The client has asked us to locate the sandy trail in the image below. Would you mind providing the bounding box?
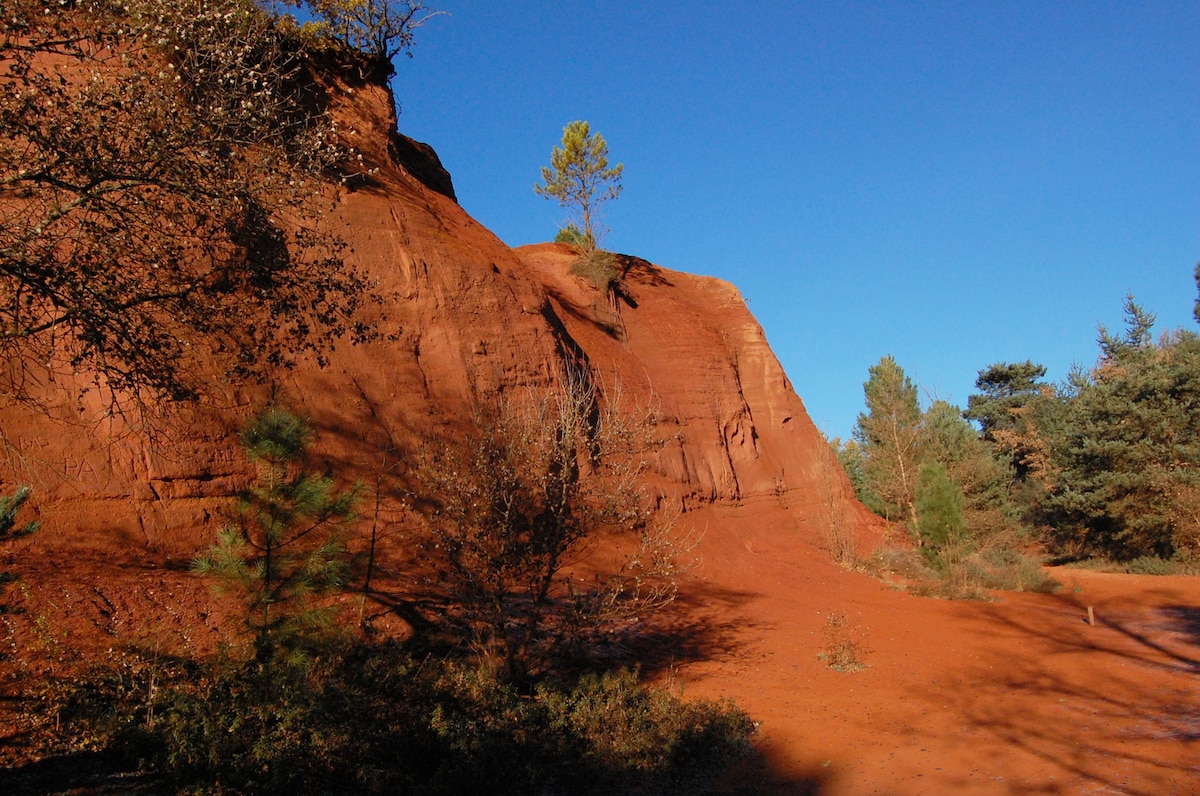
[672,505,1200,795]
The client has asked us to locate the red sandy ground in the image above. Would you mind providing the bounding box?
[3,502,1196,795]
[675,503,1200,795]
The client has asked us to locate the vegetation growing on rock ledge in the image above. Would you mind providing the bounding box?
[536,120,623,250]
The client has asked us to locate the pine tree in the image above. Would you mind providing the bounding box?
[1043,326,1200,560]
[535,121,623,248]
[853,355,923,526]
[195,408,357,666]
[1097,293,1157,362]
[1194,263,1200,325]
[964,361,1048,441]
[923,400,1014,538]
[0,486,38,611]
[0,486,37,542]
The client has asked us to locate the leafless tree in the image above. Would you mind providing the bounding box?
[817,444,858,567]
[413,366,689,680]
[290,0,444,72]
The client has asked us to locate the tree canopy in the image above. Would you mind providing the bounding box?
[852,355,922,526]
[964,360,1048,440]
[295,0,443,74]
[535,121,623,249]
[846,279,1200,567]
[1041,324,1200,559]
[0,0,375,405]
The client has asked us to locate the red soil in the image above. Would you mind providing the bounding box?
[1,72,1196,794]
[676,503,1200,794]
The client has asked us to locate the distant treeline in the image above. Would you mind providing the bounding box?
[839,288,1200,571]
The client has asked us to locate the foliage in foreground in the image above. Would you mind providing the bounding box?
[1,0,381,406]
[0,486,38,612]
[40,642,755,795]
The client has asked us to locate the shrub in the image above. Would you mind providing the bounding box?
[818,442,858,566]
[1059,555,1200,575]
[1125,555,1183,576]
[914,463,968,566]
[973,547,1061,593]
[536,669,756,791]
[36,644,754,795]
[413,366,684,680]
[568,248,621,292]
[555,223,594,251]
[817,611,869,672]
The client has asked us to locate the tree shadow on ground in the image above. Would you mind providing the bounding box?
[1157,604,1200,650]
[706,754,831,795]
[0,750,157,795]
[596,581,764,677]
[916,594,1200,795]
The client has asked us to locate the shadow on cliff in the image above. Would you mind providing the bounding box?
[616,253,674,289]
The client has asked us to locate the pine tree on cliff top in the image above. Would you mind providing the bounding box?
[536,120,624,249]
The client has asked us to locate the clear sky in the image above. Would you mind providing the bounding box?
[389,0,1199,441]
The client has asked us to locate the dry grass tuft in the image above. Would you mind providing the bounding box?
[817,611,869,673]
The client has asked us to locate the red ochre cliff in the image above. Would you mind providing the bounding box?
[0,73,867,565]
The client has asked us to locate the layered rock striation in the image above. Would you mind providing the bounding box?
[0,68,868,565]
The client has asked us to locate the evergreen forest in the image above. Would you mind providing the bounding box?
[839,289,1200,589]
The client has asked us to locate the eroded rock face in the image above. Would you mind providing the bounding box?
[0,78,865,563]
[390,132,456,201]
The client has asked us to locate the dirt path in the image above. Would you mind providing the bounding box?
[674,505,1200,795]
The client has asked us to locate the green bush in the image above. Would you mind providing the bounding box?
[1,485,38,614]
[538,669,755,786]
[555,223,594,251]
[36,643,754,795]
[569,249,621,292]
[1125,555,1183,576]
[1060,555,1200,575]
[973,547,1061,593]
[914,463,968,566]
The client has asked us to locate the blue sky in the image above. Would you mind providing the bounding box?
[389,0,1199,440]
